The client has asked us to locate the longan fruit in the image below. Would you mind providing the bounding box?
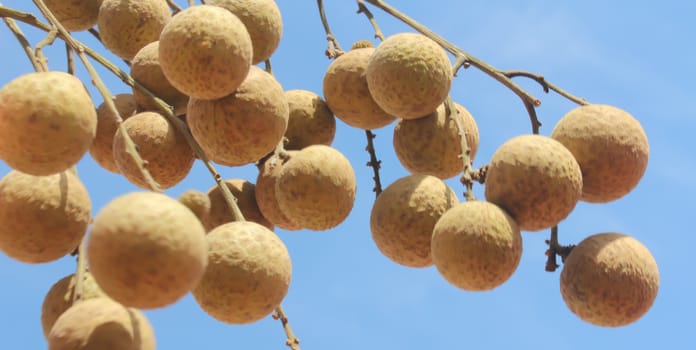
[560,233,659,327]
[44,0,103,32]
[130,41,189,116]
[97,0,171,60]
[178,189,211,224]
[431,201,522,291]
[0,170,91,264]
[484,135,582,232]
[370,175,458,267]
[41,272,103,339]
[367,33,452,119]
[204,179,274,232]
[551,104,649,203]
[255,153,302,231]
[0,71,97,176]
[393,102,479,179]
[284,90,336,150]
[87,192,208,309]
[159,5,252,99]
[192,221,292,325]
[90,93,138,174]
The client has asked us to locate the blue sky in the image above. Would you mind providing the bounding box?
[1,0,694,349]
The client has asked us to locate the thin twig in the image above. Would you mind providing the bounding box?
[65,42,75,74]
[544,225,575,272]
[273,305,301,350]
[264,58,273,74]
[189,0,196,7]
[72,238,87,304]
[364,130,383,197]
[356,0,384,41]
[317,0,344,58]
[504,70,590,106]
[2,16,42,71]
[34,27,57,71]
[166,0,182,14]
[444,96,475,201]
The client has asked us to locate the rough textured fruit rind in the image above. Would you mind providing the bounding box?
[256,154,302,231]
[0,71,97,176]
[130,41,189,116]
[87,192,208,309]
[178,189,211,224]
[44,0,103,32]
[41,272,103,339]
[394,102,479,179]
[159,5,252,100]
[0,170,91,263]
[284,90,336,150]
[366,33,452,119]
[90,93,138,174]
[484,135,582,232]
[98,0,171,60]
[192,221,292,324]
[431,201,522,291]
[551,104,649,203]
[204,179,274,232]
[560,233,659,327]
[275,145,357,231]
[370,175,458,267]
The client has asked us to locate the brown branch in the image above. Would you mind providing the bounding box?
[72,238,87,304]
[364,130,383,197]
[273,305,301,350]
[444,97,476,201]
[65,42,75,74]
[34,27,57,71]
[166,0,182,14]
[356,0,384,41]
[504,70,590,106]
[264,58,273,75]
[317,0,344,58]
[544,225,575,272]
[2,16,42,72]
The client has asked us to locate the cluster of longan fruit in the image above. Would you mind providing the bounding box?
[0,0,660,348]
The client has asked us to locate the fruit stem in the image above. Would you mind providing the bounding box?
[65,42,75,75]
[545,225,576,272]
[444,96,476,201]
[273,305,302,350]
[2,16,42,72]
[165,0,182,14]
[356,0,385,41]
[317,0,344,58]
[264,58,273,74]
[504,70,590,107]
[365,130,383,197]
[73,238,87,304]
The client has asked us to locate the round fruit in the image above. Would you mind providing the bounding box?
[188,66,288,166]
[370,175,458,267]
[551,104,649,203]
[366,33,452,119]
[204,179,274,232]
[0,71,97,176]
[323,47,395,129]
[431,201,522,291]
[192,221,292,324]
[484,135,582,232]
[90,93,138,174]
[87,192,208,309]
[256,153,302,231]
[44,0,102,32]
[97,0,171,60]
[275,145,356,231]
[48,297,156,350]
[159,4,252,99]
[0,170,91,263]
[113,111,195,190]
[206,0,283,64]
[178,189,211,224]
[393,102,479,179]
[41,272,103,339]
[284,89,336,150]
[130,41,189,116]
[560,233,659,327]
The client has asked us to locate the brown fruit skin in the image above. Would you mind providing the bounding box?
[113,111,195,190]
[323,47,396,129]
[130,41,189,116]
[159,5,252,100]
[178,189,211,224]
[44,0,103,32]
[97,0,171,60]
[204,179,274,232]
[255,154,302,231]
[0,171,91,264]
[431,201,522,291]
[551,104,649,203]
[188,66,288,166]
[48,297,156,350]
[0,71,97,176]
[367,33,452,119]
[87,192,208,309]
[276,145,357,231]
[192,221,292,325]
[206,0,283,64]
[560,233,659,327]
[90,93,138,174]
[484,135,582,232]
[284,90,336,150]
[394,102,480,179]
[41,272,103,339]
[370,175,458,268]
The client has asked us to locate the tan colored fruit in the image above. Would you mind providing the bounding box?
[284,89,336,150]
[204,179,274,232]
[97,0,171,60]
[113,111,195,190]
[90,93,138,174]
[159,5,252,99]
[484,135,582,232]
[44,0,103,32]
[188,66,288,166]
[256,153,302,231]
[87,192,208,309]
[393,102,480,179]
[48,297,155,350]
[0,170,90,263]
[560,233,659,327]
[178,189,211,223]
[323,47,395,129]
[0,71,97,176]
[367,33,452,119]
[206,0,283,64]
[41,272,103,339]
[432,201,522,291]
[276,145,356,230]
[370,175,458,268]
[130,41,189,116]
[551,104,649,203]
[192,221,292,324]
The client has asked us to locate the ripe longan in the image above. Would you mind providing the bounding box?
[256,154,302,231]
[90,93,138,174]
[97,0,171,60]
[44,0,102,32]
[178,189,211,224]
[204,179,274,232]
[130,41,189,116]
[284,90,336,150]
[41,272,103,339]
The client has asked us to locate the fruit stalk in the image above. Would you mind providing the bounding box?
[544,226,575,272]
[444,97,476,200]
[72,238,87,304]
[504,70,589,106]
[273,305,301,350]
[356,0,385,41]
[365,130,383,196]
[2,16,42,71]
[317,0,344,58]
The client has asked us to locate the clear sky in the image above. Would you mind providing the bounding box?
[1,0,694,349]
